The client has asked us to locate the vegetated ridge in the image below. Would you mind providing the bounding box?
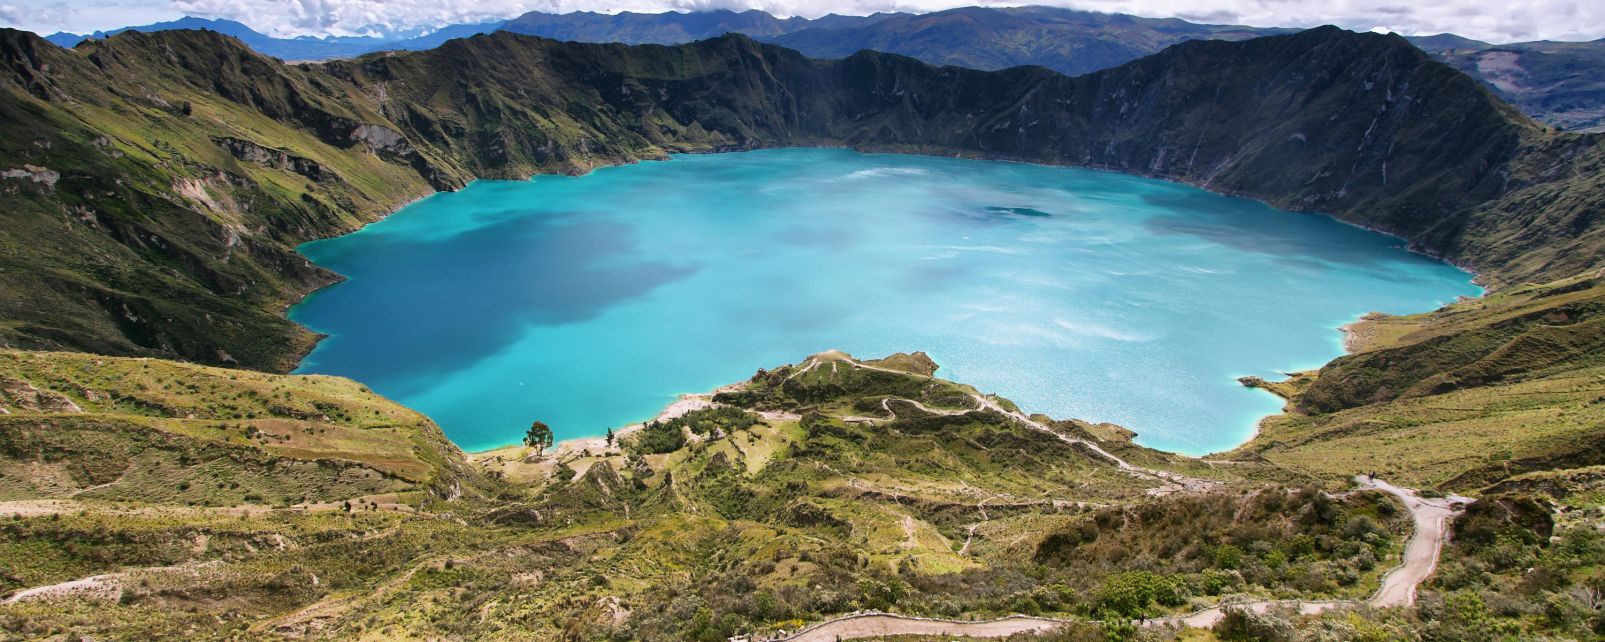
[1,26,1600,371]
[1,348,1598,639]
[1234,273,1605,493]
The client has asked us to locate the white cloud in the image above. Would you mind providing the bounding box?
[1,1,181,34]
[4,0,1602,44]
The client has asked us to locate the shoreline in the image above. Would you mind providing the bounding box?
[276,145,1494,463]
[467,384,741,459]
[466,303,1383,465]
[1225,308,1400,459]
[455,293,1476,462]
[1339,311,1391,353]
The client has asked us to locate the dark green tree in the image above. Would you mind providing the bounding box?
[606,426,615,447]
[524,420,554,456]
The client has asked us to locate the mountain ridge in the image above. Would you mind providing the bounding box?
[762,5,1295,77]
[33,8,1605,130]
[0,26,1600,373]
[1,24,1603,641]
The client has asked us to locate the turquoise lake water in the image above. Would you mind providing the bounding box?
[290,148,1481,455]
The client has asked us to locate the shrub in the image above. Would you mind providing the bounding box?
[669,406,758,438]
[625,420,686,455]
[1214,606,1295,642]
[1201,569,1242,595]
[1283,534,1317,560]
[1213,543,1244,569]
[1096,572,1184,618]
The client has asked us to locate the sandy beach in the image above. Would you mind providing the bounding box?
[1339,311,1390,353]
[466,383,746,480]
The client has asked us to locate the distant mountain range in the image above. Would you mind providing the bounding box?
[37,8,1605,129]
[42,16,503,60]
[1415,38,1605,131]
[763,7,1297,77]
[497,8,893,43]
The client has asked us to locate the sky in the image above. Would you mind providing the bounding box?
[1,0,1601,44]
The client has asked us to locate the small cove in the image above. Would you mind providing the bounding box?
[289,148,1481,455]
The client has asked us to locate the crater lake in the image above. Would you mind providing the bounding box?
[289,148,1481,454]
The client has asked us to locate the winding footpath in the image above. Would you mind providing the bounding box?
[838,355,1218,494]
[768,473,1470,641]
[1,561,225,606]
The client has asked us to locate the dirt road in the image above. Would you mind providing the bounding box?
[770,474,1469,640]
[779,613,1068,642]
[1355,476,1470,608]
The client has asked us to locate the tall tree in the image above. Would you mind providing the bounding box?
[524,420,554,457]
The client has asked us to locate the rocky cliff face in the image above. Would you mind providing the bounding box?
[0,26,1600,370]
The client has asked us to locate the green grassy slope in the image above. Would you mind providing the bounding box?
[0,29,444,371]
[2,26,1602,372]
[0,350,479,505]
[0,350,1434,640]
[1230,274,1605,492]
[0,347,1594,640]
[1205,275,1605,639]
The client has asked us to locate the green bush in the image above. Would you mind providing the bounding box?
[1214,606,1295,642]
[1213,543,1244,569]
[669,406,758,438]
[1096,571,1184,618]
[623,407,760,455]
[625,420,686,455]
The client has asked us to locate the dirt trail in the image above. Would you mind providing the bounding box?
[1,574,121,605]
[1147,599,1349,629]
[770,474,1469,640]
[256,556,439,635]
[0,494,415,519]
[2,560,223,606]
[840,355,1219,495]
[1355,476,1470,608]
[958,497,992,556]
[778,613,1067,642]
